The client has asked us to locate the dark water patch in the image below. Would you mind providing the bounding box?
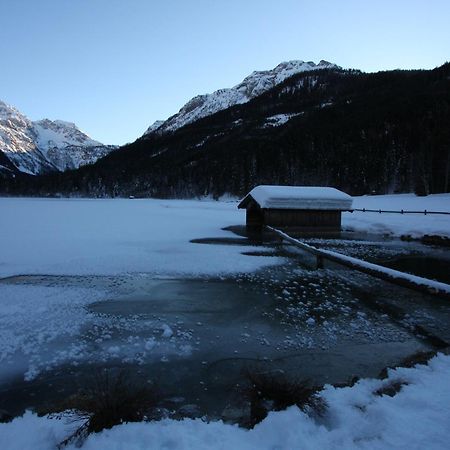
[241,251,277,257]
[399,234,450,248]
[190,237,260,246]
[0,339,430,420]
[381,255,450,285]
[223,225,279,243]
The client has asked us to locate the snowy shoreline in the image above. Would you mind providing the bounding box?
[1,353,449,450]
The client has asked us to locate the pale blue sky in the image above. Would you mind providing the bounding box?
[1,0,449,144]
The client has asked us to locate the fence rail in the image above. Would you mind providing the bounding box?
[268,226,450,300]
[350,208,450,216]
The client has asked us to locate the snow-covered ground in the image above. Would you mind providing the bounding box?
[0,197,282,278]
[1,353,449,450]
[344,193,450,238]
[1,195,449,449]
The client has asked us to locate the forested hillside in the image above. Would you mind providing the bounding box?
[2,63,449,198]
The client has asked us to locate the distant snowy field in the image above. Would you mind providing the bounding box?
[0,197,282,278]
[345,193,450,238]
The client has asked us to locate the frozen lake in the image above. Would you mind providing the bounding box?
[0,198,449,419]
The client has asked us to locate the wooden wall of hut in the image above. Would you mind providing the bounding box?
[262,209,341,230]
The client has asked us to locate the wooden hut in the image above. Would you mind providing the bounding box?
[238,185,352,231]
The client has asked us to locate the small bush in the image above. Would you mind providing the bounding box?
[57,369,159,448]
[378,350,437,379]
[374,380,407,397]
[241,368,325,427]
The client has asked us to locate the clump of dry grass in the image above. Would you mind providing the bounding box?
[241,368,326,427]
[56,369,159,448]
[374,380,408,397]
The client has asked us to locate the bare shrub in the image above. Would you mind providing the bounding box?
[56,368,159,448]
[374,380,407,397]
[241,368,325,427]
[378,350,437,379]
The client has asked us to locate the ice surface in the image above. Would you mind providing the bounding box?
[0,284,106,381]
[240,185,353,210]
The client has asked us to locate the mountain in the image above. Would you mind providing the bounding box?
[144,60,337,136]
[2,62,450,198]
[0,100,116,176]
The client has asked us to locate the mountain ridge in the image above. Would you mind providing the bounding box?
[144,60,338,136]
[0,100,116,175]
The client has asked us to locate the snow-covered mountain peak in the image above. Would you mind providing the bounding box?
[0,100,114,175]
[33,118,101,150]
[0,100,27,124]
[143,59,339,136]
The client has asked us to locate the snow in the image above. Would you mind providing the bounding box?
[1,353,449,450]
[144,119,165,135]
[0,197,283,278]
[0,100,22,120]
[344,194,450,238]
[33,119,100,151]
[0,284,106,381]
[0,101,49,174]
[143,60,337,136]
[262,112,303,128]
[240,185,353,210]
[0,99,113,174]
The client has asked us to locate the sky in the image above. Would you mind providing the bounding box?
[1,0,449,145]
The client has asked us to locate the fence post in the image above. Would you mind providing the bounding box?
[316,255,324,269]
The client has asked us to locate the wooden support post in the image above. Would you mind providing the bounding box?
[316,255,324,269]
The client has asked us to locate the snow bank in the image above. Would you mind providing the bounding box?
[1,353,449,450]
[344,193,450,238]
[0,198,283,277]
[240,185,353,210]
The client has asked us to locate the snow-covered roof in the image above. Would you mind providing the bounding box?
[238,185,353,210]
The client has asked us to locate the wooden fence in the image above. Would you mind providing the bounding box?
[350,208,450,215]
